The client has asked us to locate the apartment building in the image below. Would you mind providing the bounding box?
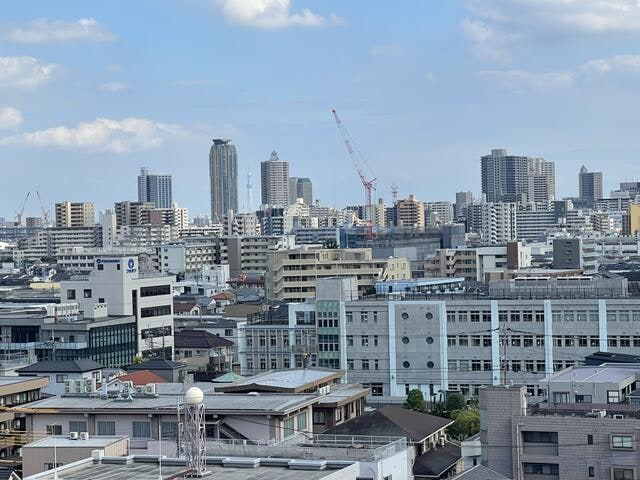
[61,254,174,359]
[480,365,640,480]
[425,201,454,227]
[15,227,101,262]
[396,194,425,228]
[265,248,410,302]
[54,202,96,228]
[552,237,598,275]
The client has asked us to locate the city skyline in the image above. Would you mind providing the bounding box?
[3,1,640,217]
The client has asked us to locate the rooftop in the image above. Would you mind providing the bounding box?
[541,365,640,384]
[450,464,511,480]
[24,436,127,449]
[326,405,453,442]
[18,359,103,373]
[0,376,47,387]
[27,455,357,480]
[23,391,319,415]
[174,329,235,349]
[218,368,342,393]
[112,370,167,385]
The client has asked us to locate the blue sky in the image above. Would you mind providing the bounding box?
[2,0,640,219]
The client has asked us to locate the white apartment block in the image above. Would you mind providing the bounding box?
[61,255,174,359]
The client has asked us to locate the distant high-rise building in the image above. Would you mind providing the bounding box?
[481,149,555,204]
[261,151,289,206]
[209,139,238,222]
[455,191,474,219]
[527,158,555,203]
[578,165,603,208]
[481,149,529,203]
[425,201,454,226]
[55,202,96,227]
[396,194,425,228]
[288,177,313,205]
[137,167,173,208]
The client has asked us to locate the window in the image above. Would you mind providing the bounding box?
[347,359,354,370]
[447,335,456,346]
[140,305,172,318]
[587,434,593,445]
[361,312,369,323]
[98,298,105,304]
[224,329,233,336]
[283,417,295,438]
[459,360,469,372]
[361,336,369,347]
[368,383,383,396]
[611,435,634,450]
[98,421,115,436]
[588,466,595,478]
[362,359,370,370]
[97,264,104,271]
[373,335,379,346]
[297,412,307,431]
[576,394,592,403]
[523,463,559,475]
[347,335,353,347]
[553,392,570,404]
[458,336,469,347]
[83,289,92,298]
[69,421,87,433]
[46,425,62,435]
[140,285,171,297]
[313,411,326,424]
[346,312,353,323]
[55,374,68,383]
[132,421,151,438]
[44,463,63,471]
[67,289,76,300]
[374,359,379,370]
[613,468,634,480]
[402,361,410,368]
[161,422,178,439]
[608,390,621,404]
[401,312,409,320]
[522,431,558,443]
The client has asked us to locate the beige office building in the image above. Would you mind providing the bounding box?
[266,248,410,301]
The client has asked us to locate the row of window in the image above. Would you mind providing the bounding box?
[345,311,379,323]
[346,335,379,347]
[447,334,546,347]
[47,420,178,438]
[347,358,380,371]
[449,383,545,397]
[140,305,172,318]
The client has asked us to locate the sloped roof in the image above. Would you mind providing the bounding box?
[115,370,167,385]
[450,465,511,480]
[413,442,462,477]
[213,291,235,301]
[212,372,246,383]
[173,302,198,313]
[174,329,234,349]
[326,405,452,442]
[18,359,103,373]
[127,358,187,371]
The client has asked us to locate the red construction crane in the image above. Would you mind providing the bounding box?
[14,191,30,226]
[331,109,376,239]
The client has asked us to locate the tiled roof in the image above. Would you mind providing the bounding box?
[114,370,167,385]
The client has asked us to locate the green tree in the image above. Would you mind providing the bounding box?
[404,389,426,412]
[429,401,448,418]
[448,407,480,440]
[445,391,466,414]
[323,239,338,249]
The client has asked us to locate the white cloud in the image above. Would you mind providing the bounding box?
[481,69,575,92]
[100,82,130,93]
[0,56,57,89]
[2,18,115,44]
[461,18,518,64]
[213,0,342,29]
[463,1,640,62]
[1,117,186,153]
[466,0,640,33]
[581,54,640,74]
[0,107,23,129]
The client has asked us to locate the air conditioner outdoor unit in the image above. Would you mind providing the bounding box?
[79,432,89,440]
[145,384,157,395]
[64,387,71,394]
[64,380,73,389]
[69,432,78,440]
[74,380,84,389]
[135,386,145,395]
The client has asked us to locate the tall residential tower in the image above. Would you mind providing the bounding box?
[209,139,238,222]
[260,150,289,206]
[137,167,173,208]
[578,165,603,208]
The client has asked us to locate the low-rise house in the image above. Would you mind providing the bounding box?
[125,358,188,383]
[327,405,460,479]
[173,301,201,316]
[216,368,369,433]
[174,329,234,372]
[17,359,102,396]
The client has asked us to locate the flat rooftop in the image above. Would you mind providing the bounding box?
[0,376,45,387]
[25,436,127,448]
[542,365,640,384]
[28,456,355,480]
[232,368,341,390]
[24,392,319,414]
